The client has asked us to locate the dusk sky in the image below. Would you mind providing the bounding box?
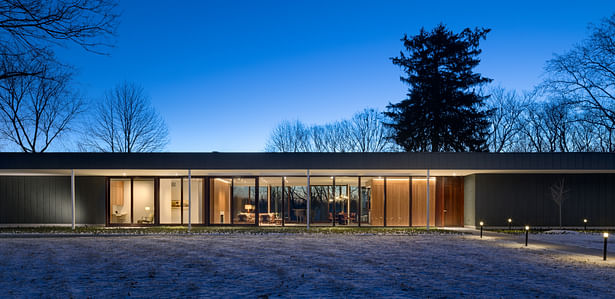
[58,0,614,152]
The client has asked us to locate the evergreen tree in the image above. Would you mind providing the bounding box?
[385,24,492,152]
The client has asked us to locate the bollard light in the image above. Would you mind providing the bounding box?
[604,232,609,261]
[479,221,484,238]
[584,219,588,231]
[508,218,512,230]
[525,225,530,246]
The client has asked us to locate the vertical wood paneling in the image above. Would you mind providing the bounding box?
[385,178,409,226]
[370,179,384,226]
[412,179,435,226]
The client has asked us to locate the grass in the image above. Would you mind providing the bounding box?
[487,228,614,235]
[0,226,460,235]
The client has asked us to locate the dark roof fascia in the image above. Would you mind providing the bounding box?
[0,152,614,171]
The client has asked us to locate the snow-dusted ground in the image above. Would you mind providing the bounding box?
[531,230,615,253]
[1,234,614,297]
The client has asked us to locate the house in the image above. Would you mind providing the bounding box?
[0,152,613,228]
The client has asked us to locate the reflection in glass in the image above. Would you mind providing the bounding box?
[258,177,283,226]
[285,177,307,225]
[309,177,333,225]
[232,178,256,224]
[361,177,383,226]
[110,178,131,224]
[335,177,359,226]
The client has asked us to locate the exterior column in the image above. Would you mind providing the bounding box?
[306,169,311,229]
[426,169,430,230]
[71,169,75,230]
[188,169,192,232]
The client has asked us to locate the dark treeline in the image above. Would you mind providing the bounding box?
[267,14,615,153]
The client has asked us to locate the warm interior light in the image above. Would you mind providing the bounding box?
[604,232,609,238]
[525,225,530,231]
[508,218,512,223]
[145,206,151,211]
[330,176,334,179]
[122,172,126,176]
[479,221,484,226]
[244,204,254,211]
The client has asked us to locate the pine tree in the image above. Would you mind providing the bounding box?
[385,24,492,152]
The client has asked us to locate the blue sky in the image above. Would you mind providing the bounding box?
[58,0,614,152]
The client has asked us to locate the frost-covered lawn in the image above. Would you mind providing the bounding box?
[1,234,614,297]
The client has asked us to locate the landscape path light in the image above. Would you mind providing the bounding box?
[479,221,484,238]
[604,232,609,261]
[584,219,588,231]
[525,225,530,246]
[508,218,512,230]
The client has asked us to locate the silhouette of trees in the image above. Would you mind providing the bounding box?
[385,24,492,152]
[0,58,83,152]
[265,108,399,152]
[81,82,169,152]
[0,0,119,80]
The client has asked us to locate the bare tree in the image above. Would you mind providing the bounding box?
[265,120,312,152]
[348,108,399,152]
[550,178,569,228]
[0,0,119,80]
[82,82,168,152]
[265,108,400,153]
[486,87,528,152]
[0,58,83,152]
[544,14,615,147]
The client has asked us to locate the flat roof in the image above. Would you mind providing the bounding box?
[0,152,613,172]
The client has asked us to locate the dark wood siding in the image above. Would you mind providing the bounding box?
[475,174,615,227]
[0,176,105,225]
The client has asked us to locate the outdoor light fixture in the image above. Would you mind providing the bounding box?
[525,225,530,246]
[479,221,484,238]
[508,218,512,230]
[604,232,609,261]
[584,219,588,231]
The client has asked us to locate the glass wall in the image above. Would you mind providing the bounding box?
[183,178,203,224]
[133,179,155,224]
[334,177,359,226]
[210,178,231,224]
[386,177,410,226]
[285,177,308,225]
[258,177,283,226]
[110,178,131,224]
[309,177,333,226]
[232,178,256,224]
[361,177,383,226]
[159,178,181,224]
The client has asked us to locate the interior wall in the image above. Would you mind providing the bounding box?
[411,178,436,226]
[464,175,476,227]
[369,179,384,226]
[385,178,410,226]
[210,179,231,224]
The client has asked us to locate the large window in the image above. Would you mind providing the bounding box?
[183,178,203,224]
[133,179,155,224]
[232,178,256,224]
[335,177,359,226]
[210,178,231,224]
[361,177,384,226]
[309,177,333,226]
[285,177,308,225]
[258,177,283,226]
[110,178,131,224]
[160,178,181,224]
